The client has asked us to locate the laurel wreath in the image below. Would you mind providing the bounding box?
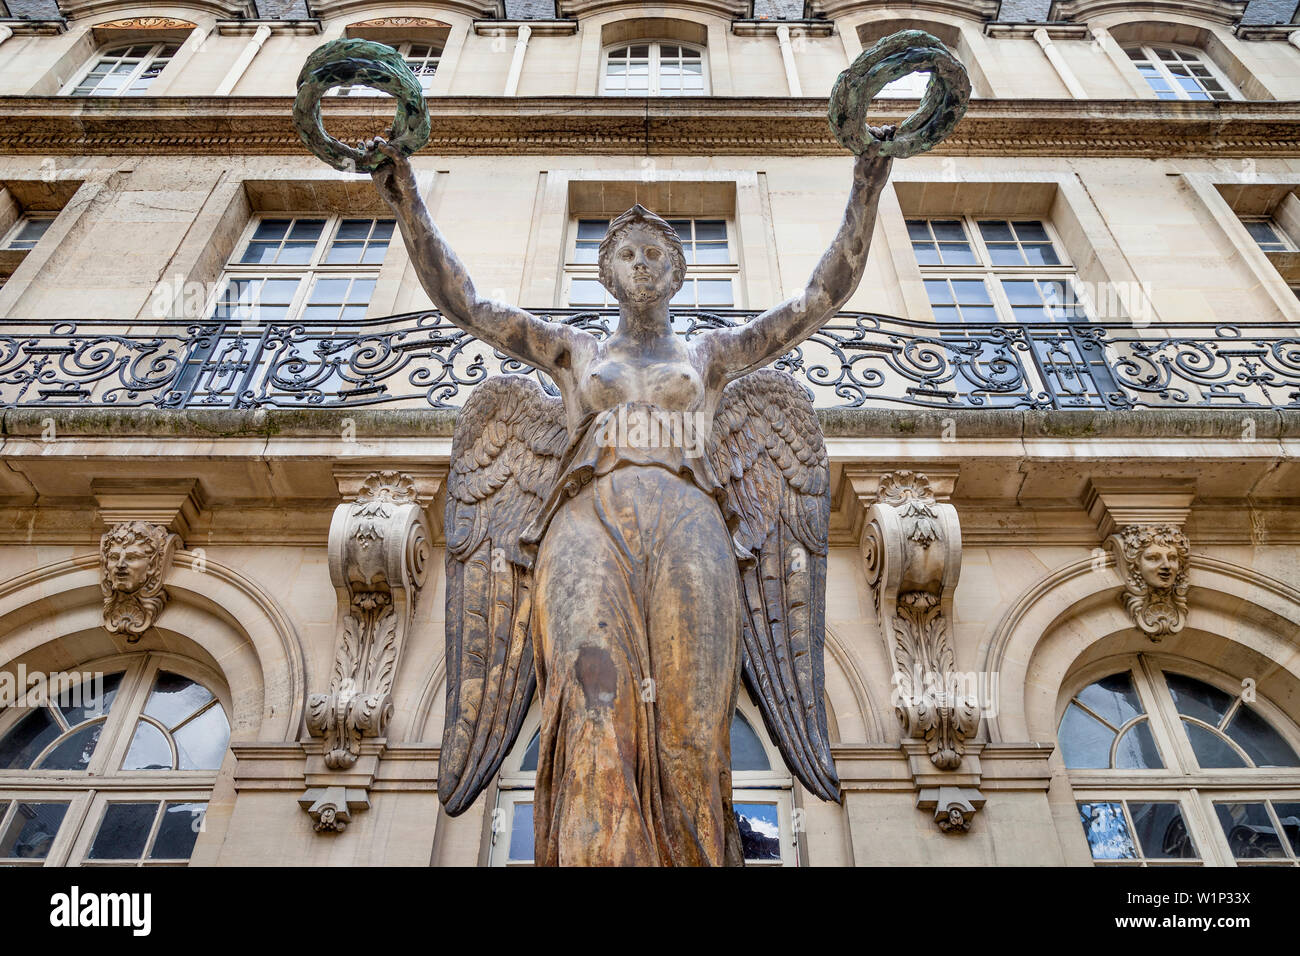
[293,38,432,173]
[828,30,971,159]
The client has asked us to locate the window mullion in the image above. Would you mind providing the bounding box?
[1137,657,1194,775]
[92,657,153,778]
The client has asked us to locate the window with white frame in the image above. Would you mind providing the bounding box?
[490,706,797,866]
[907,217,1088,324]
[566,216,737,316]
[329,41,440,95]
[3,213,55,251]
[1061,655,1300,866]
[601,42,707,95]
[1240,217,1295,253]
[0,654,231,866]
[209,215,394,328]
[1124,45,1239,101]
[65,42,180,97]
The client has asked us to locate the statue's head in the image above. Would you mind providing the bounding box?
[598,204,687,306]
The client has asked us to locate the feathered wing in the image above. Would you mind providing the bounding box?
[440,375,568,814]
[709,369,840,802]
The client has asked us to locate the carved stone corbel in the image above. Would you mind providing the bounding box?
[918,786,986,832]
[99,521,179,641]
[863,471,977,772]
[307,471,432,772]
[298,786,371,833]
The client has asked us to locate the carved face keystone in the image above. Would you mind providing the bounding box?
[105,541,152,593]
[1139,543,1180,591]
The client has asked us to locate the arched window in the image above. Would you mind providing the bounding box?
[1123,45,1239,101]
[601,42,707,96]
[65,42,180,97]
[0,654,230,865]
[490,706,796,865]
[329,41,441,96]
[1059,655,1300,865]
[879,70,929,98]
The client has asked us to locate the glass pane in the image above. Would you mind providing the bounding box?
[696,280,733,306]
[1114,720,1164,769]
[1058,702,1114,769]
[1215,802,1285,859]
[311,278,352,303]
[1076,672,1144,727]
[1078,801,1137,860]
[173,704,230,770]
[122,720,173,771]
[1129,802,1195,859]
[508,801,534,862]
[986,244,1026,266]
[930,220,966,241]
[1013,221,1050,242]
[1165,672,1234,726]
[149,802,205,860]
[288,219,325,240]
[734,802,781,861]
[1274,802,1300,855]
[694,220,726,240]
[143,672,213,728]
[577,220,608,239]
[239,242,279,265]
[1183,720,1247,769]
[568,278,606,305]
[278,241,316,265]
[520,730,540,772]
[938,243,977,265]
[1022,243,1061,266]
[56,671,123,726]
[335,219,372,240]
[730,714,769,771]
[977,220,1015,242]
[324,243,363,265]
[1225,706,1300,767]
[88,802,158,861]
[252,219,290,240]
[0,707,60,770]
[34,720,103,771]
[0,802,67,860]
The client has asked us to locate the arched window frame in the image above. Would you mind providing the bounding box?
[488,696,797,866]
[61,41,182,97]
[1059,653,1300,866]
[0,651,232,866]
[599,40,709,96]
[1122,43,1242,101]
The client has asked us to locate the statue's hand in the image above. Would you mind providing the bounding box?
[856,124,897,180]
[361,134,418,208]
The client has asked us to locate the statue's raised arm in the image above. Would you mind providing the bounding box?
[292,39,586,378]
[698,30,971,385]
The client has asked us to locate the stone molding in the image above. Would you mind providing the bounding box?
[90,477,205,543]
[1083,477,1197,540]
[1,97,1298,157]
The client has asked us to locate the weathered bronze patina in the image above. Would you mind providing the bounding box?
[295,32,968,866]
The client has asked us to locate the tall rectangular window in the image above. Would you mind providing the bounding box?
[565,216,738,312]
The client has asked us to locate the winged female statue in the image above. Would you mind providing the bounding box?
[295,29,969,866]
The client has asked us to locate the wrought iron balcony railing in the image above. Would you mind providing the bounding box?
[1,309,1297,411]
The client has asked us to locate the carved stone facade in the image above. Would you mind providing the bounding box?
[1107,524,1191,640]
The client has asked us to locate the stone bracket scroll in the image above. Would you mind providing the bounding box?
[861,470,984,830]
[302,470,434,831]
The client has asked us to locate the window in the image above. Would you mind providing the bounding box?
[1240,217,1295,253]
[4,214,55,251]
[601,42,707,96]
[880,71,929,97]
[329,41,440,95]
[1124,46,1238,101]
[0,655,231,865]
[66,43,180,97]
[490,707,797,865]
[565,216,737,317]
[1060,655,1300,866]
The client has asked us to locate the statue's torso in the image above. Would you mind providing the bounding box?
[576,339,706,418]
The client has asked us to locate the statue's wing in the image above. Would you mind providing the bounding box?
[709,369,840,802]
[440,375,568,814]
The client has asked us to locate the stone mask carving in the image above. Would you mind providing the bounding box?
[1108,524,1190,640]
[100,521,178,641]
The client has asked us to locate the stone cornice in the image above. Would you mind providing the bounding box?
[1049,0,1246,25]
[810,0,996,22]
[0,95,1297,156]
[0,18,67,34]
